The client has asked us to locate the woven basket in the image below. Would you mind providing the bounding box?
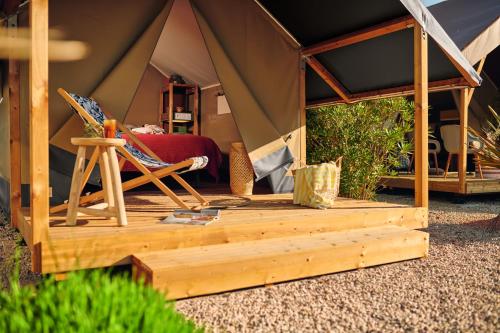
[229,142,254,195]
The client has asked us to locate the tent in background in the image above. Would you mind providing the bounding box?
[427,0,499,132]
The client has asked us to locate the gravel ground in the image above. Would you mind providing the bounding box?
[176,192,500,332]
[0,193,498,332]
[0,209,41,289]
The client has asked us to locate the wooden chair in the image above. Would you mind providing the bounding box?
[51,88,209,213]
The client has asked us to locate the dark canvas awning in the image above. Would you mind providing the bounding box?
[258,0,483,107]
[428,0,500,66]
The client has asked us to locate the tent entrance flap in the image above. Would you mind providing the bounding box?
[191,0,301,191]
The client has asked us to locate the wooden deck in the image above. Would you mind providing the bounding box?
[18,191,429,297]
[21,192,428,274]
[380,173,500,194]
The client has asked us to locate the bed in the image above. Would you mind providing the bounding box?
[120,134,222,181]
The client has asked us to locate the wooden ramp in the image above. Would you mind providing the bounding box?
[132,225,429,299]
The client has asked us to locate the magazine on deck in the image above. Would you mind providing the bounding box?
[161,209,221,226]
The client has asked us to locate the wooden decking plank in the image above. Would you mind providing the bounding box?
[380,175,500,194]
[132,226,428,299]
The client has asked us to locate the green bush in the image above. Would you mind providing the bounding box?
[0,266,203,333]
[307,97,414,200]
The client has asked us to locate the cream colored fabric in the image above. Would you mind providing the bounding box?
[151,0,218,88]
[293,159,342,209]
[462,17,500,66]
[191,0,301,182]
[50,1,173,155]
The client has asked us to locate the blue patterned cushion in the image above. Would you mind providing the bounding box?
[67,93,208,171]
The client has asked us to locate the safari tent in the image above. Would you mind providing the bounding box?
[381,0,500,195]
[0,0,483,298]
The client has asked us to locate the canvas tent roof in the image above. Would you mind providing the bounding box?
[0,0,483,208]
[428,0,500,66]
[151,0,218,88]
[258,0,481,107]
[426,0,500,131]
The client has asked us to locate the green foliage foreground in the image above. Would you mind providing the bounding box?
[307,98,414,200]
[0,267,203,333]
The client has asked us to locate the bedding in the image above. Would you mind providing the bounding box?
[121,134,222,181]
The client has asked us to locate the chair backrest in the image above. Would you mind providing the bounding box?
[57,88,107,129]
[440,125,460,154]
[58,88,172,168]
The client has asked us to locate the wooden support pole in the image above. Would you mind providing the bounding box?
[299,59,306,166]
[413,24,428,208]
[29,0,49,273]
[305,56,350,102]
[8,16,21,228]
[466,57,486,105]
[458,88,469,194]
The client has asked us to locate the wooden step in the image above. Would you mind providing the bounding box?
[132,226,429,299]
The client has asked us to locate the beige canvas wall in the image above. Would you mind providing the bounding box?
[125,65,169,126]
[200,86,241,154]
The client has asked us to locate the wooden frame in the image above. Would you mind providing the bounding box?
[29,0,49,272]
[8,15,21,229]
[307,77,468,108]
[413,24,429,208]
[302,16,415,56]
[458,57,487,194]
[302,19,432,208]
[305,56,350,102]
[299,58,306,166]
[458,89,469,194]
[50,88,208,213]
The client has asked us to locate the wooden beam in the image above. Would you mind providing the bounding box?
[438,46,481,88]
[305,56,350,102]
[29,0,49,273]
[8,16,21,229]
[306,77,468,108]
[17,208,33,251]
[299,59,306,166]
[458,88,469,194]
[414,24,429,208]
[302,16,414,56]
[466,57,486,105]
[193,86,199,135]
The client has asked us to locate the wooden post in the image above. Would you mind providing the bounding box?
[8,15,21,228]
[458,88,469,194]
[168,83,174,134]
[193,85,199,135]
[299,58,306,166]
[29,0,49,272]
[413,23,428,208]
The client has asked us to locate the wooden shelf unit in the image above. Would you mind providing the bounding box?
[159,83,199,135]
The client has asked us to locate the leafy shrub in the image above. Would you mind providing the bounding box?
[307,97,414,200]
[0,266,203,333]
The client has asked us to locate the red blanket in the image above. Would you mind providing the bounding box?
[121,134,222,181]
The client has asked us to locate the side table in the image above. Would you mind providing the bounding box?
[66,137,127,226]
